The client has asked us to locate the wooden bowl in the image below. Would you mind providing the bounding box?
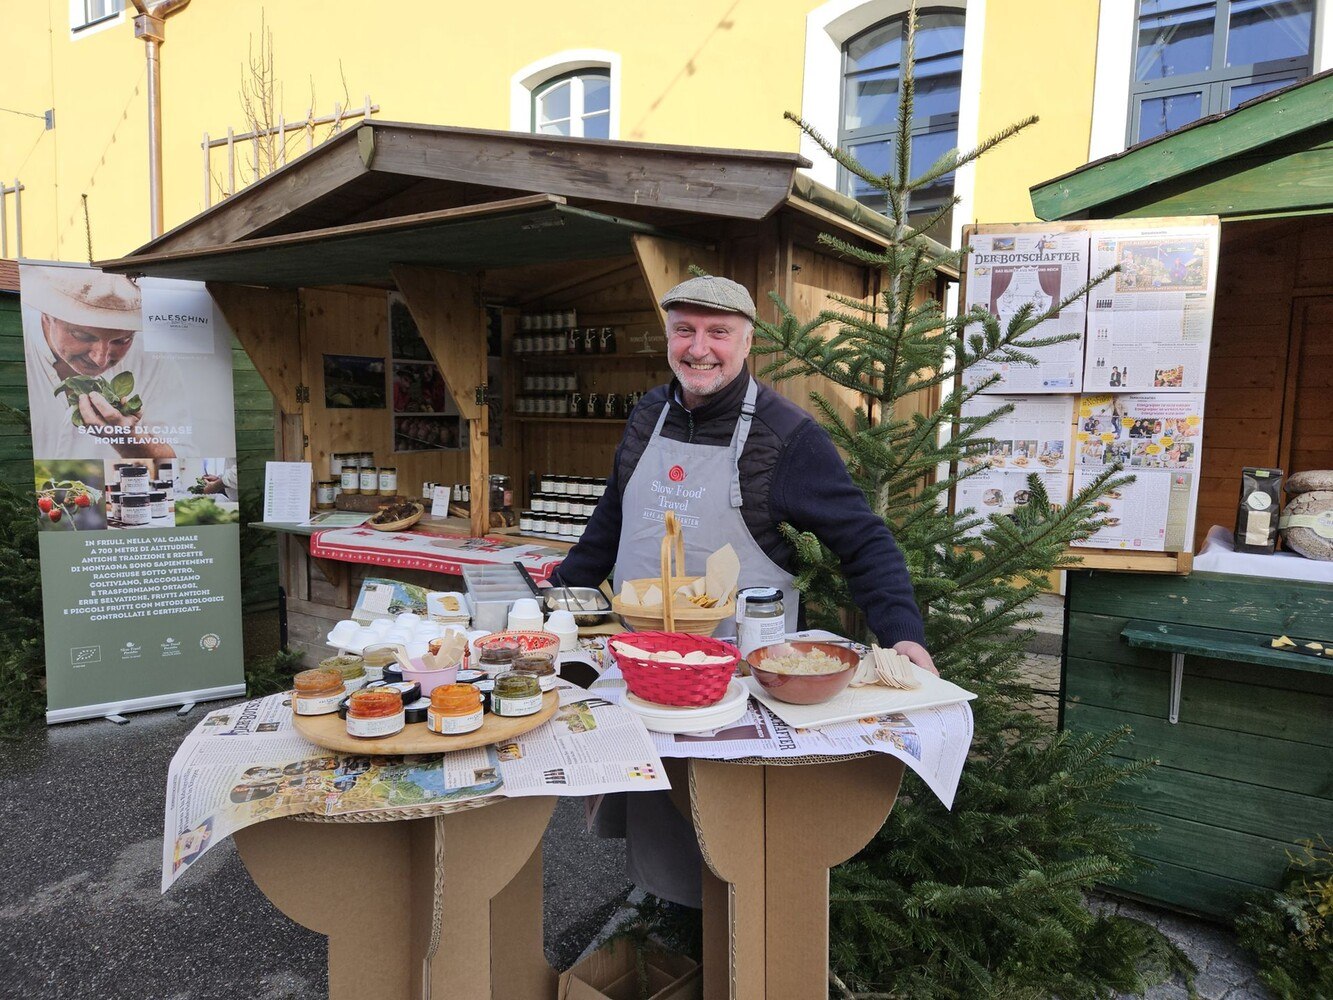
[745,641,860,705]
[366,502,424,532]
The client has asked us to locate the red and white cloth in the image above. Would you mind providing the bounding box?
[308,527,565,582]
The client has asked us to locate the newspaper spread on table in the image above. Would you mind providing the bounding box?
[593,631,973,810]
[161,686,669,892]
[1070,392,1205,551]
[955,394,1075,533]
[964,230,1089,393]
[1083,224,1219,393]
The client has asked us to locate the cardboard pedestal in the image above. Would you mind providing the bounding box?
[233,795,557,1000]
[689,756,906,1000]
[559,940,702,1000]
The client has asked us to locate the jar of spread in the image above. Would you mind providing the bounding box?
[120,493,151,527]
[736,587,786,657]
[426,684,484,735]
[491,671,543,717]
[345,688,405,738]
[107,489,121,523]
[513,653,557,691]
[120,465,150,495]
[378,467,398,495]
[316,481,338,509]
[149,490,169,519]
[320,654,367,693]
[359,467,378,494]
[476,642,520,676]
[361,643,405,682]
[340,467,361,495]
[293,668,345,716]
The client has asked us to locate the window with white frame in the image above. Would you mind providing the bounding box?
[74,0,123,29]
[838,9,965,218]
[1130,0,1315,144]
[533,70,612,139]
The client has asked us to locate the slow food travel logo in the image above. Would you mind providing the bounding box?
[668,465,685,482]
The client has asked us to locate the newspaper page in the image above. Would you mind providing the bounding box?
[1070,393,1205,552]
[161,693,502,891]
[1083,224,1219,393]
[591,631,974,810]
[954,395,1075,532]
[964,230,1090,393]
[493,684,673,797]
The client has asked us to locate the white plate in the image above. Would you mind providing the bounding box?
[623,679,750,734]
[740,666,975,729]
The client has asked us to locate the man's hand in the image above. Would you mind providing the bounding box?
[892,640,938,676]
[200,475,225,495]
[78,391,175,459]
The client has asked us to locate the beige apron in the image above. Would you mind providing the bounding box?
[611,380,798,906]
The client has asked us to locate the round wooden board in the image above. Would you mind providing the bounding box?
[291,690,559,754]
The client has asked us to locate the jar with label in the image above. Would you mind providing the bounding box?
[359,452,376,468]
[541,475,556,493]
[329,453,346,479]
[492,671,544,717]
[427,684,484,735]
[361,643,405,682]
[378,467,398,496]
[345,688,405,738]
[513,654,557,691]
[120,465,150,495]
[736,588,786,657]
[477,642,520,676]
[316,481,338,509]
[519,511,535,532]
[340,467,361,495]
[293,668,345,716]
[149,490,169,519]
[120,493,151,526]
[158,461,176,483]
[107,490,121,522]
[359,467,378,494]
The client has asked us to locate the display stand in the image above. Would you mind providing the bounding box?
[233,795,557,1000]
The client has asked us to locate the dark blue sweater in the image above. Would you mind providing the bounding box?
[553,370,926,647]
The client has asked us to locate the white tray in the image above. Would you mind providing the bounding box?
[623,679,750,734]
[740,666,975,729]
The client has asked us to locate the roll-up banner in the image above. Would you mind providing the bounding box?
[19,262,246,724]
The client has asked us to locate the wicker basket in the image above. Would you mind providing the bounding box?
[611,511,735,635]
[610,631,741,707]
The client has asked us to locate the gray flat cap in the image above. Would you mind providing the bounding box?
[659,275,756,322]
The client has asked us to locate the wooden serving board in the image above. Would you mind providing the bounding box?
[291,690,559,754]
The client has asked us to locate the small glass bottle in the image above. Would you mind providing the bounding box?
[427,683,485,735]
[345,688,405,738]
[491,671,544,717]
[293,668,346,716]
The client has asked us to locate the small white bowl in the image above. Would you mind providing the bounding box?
[369,618,395,638]
[395,612,423,626]
[327,619,359,644]
[349,626,379,652]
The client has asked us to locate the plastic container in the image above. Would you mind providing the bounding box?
[426,684,484,735]
[345,688,405,738]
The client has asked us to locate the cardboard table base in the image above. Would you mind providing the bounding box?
[233,795,557,1000]
[686,756,906,1000]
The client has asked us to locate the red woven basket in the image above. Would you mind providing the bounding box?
[610,632,741,707]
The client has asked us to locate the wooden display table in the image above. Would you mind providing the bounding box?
[233,795,557,1000]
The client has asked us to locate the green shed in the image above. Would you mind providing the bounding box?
[1031,74,1333,919]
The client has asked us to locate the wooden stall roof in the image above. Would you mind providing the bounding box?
[1030,69,1333,222]
[100,120,952,279]
[99,196,683,286]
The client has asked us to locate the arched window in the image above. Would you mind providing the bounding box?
[1130,0,1315,144]
[533,70,612,139]
[838,9,965,216]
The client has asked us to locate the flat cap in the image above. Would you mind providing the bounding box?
[22,266,141,331]
[659,275,756,322]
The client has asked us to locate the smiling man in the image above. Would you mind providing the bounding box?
[23,267,188,460]
[553,274,931,909]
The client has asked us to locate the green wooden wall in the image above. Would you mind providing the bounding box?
[1063,569,1333,919]
[0,290,279,612]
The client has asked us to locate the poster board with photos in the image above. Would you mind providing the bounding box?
[957,218,1219,573]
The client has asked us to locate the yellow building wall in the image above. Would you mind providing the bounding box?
[1,0,1102,263]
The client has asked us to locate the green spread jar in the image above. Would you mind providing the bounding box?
[491,671,543,717]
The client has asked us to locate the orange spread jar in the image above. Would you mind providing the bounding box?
[427,683,484,735]
[293,668,345,716]
[345,688,405,738]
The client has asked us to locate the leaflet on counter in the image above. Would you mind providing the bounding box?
[964,230,1089,393]
[954,395,1074,532]
[1083,225,1219,393]
[162,687,668,892]
[1070,393,1204,552]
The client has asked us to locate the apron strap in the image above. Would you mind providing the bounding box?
[650,397,672,438]
[729,380,759,508]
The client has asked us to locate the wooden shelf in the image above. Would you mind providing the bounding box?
[514,416,627,425]
[1121,621,1333,677]
[512,353,666,363]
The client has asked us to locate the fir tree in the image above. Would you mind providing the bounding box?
[751,6,1191,996]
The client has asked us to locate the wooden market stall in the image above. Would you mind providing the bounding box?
[1030,73,1333,918]
[101,121,951,666]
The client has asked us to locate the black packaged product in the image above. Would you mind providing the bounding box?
[1233,467,1283,554]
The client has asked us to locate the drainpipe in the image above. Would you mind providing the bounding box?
[130,0,191,239]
